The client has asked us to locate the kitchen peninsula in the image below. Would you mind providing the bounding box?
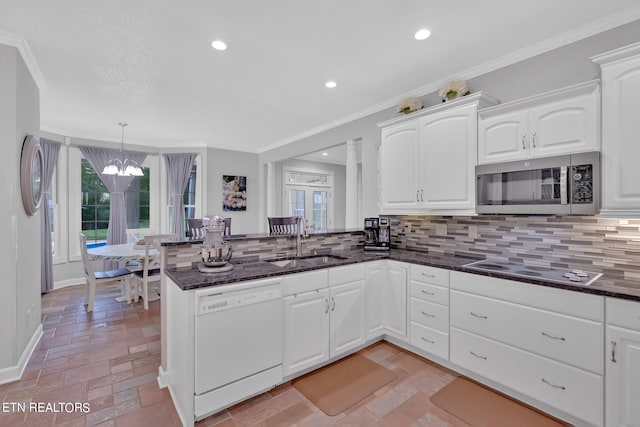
[158,229,640,427]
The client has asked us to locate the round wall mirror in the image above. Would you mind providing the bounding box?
[20,134,44,216]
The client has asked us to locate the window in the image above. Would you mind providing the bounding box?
[183,164,197,223]
[167,163,198,237]
[81,159,150,245]
[49,165,58,257]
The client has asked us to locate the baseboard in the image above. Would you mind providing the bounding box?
[157,366,171,389]
[54,278,84,290]
[0,324,42,385]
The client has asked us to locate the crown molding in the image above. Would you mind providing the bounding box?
[0,31,46,89]
[259,4,640,154]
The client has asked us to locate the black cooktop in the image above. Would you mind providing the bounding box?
[463,259,603,286]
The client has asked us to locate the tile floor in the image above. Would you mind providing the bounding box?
[0,283,470,427]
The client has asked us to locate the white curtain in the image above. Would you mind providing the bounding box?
[164,153,197,237]
[40,138,62,293]
[79,146,147,245]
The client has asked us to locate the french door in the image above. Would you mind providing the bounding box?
[285,185,333,232]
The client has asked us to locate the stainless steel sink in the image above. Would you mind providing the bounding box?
[266,254,347,267]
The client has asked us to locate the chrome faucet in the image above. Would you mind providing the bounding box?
[296,216,306,257]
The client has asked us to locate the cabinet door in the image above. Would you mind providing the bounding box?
[384,263,407,339]
[283,289,330,376]
[365,262,385,339]
[478,110,529,164]
[379,121,421,211]
[330,280,366,357]
[419,104,477,212]
[606,325,640,427]
[600,55,640,215]
[529,93,599,158]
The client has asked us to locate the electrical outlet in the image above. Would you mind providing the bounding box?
[435,224,447,236]
[468,225,478,239]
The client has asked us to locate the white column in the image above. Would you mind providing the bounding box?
[345,140,359,228]
[266,162,276,218]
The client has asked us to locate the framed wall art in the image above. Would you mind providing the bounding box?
[222,175,247,211]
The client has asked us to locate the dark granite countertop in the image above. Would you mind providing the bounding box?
[164,248,640,302]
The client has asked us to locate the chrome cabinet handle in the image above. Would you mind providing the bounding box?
[611,340,617,363]
[324,298,329,314]
[522,134,527,149]
[421,337,434,344]
[541,331,566,341]
[416,190,420,202]
[421,289,435,295]
[421,273,435,278]
[541,378,566,390]
[421,311,435,318]
[331,297,335,312]
[470,312,488,319]
[420,189,424,202]
[532,131,537,147]
[470,351,487,360]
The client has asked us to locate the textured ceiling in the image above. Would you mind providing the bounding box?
[1,0,640,152]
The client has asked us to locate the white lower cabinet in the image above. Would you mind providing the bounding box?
[283,288,330,376]
[605,298,640,427]
[450,271,604,426]
[365,261,385,339]
[409,265,450,360]
[451,327,603,426]
[384,262,408,339]
[283,265,366,377]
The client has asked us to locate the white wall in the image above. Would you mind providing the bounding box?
[0,44,41,374]
[206,147,259,234]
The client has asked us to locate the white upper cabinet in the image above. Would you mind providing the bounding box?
[592,42,640,217]
[379,121,421,211]
[378,93,498,215]
[478,80,600,164]
[419,103,478,212]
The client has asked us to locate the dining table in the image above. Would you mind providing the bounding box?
[87,243,160,303]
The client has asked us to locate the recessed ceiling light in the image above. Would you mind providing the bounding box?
[325,81,337,88]
[211,40,227,51]
[322,152,329,156]
[414,29,431,40]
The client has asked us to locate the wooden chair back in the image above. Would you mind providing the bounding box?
[187,218,204,238]
[268,216,300,235]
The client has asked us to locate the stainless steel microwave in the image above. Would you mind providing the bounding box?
[476,152,600,215]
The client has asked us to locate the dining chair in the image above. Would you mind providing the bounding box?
[187,218,204,238]
[126,228,157,244]
[79,233,133,312]
[223,217,232,236]
[132,233,178,310]
[268,216,301,235]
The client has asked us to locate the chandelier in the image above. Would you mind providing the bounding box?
[102,122,143,177]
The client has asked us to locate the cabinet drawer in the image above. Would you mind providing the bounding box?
[282,270,328,296]
[451,271,604,321]
[410,322,448,360]
[411,265,449,287]
[606,297,640,330]
[329,263,366,286]
[451,327,603,427]
[410,298,449,332]
[410,281,448,306]
[451,290,603,374]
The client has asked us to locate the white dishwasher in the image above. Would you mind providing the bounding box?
[194,279,283,409]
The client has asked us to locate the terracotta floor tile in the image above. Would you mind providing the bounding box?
[63,360,110,386]
[264,402,313,427]
[113,399,180,427]
[138,381,171,407]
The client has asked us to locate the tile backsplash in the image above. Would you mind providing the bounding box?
[391,215,640,280]
[165,232,364,270]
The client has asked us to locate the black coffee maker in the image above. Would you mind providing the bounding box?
[364,217,390,251]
